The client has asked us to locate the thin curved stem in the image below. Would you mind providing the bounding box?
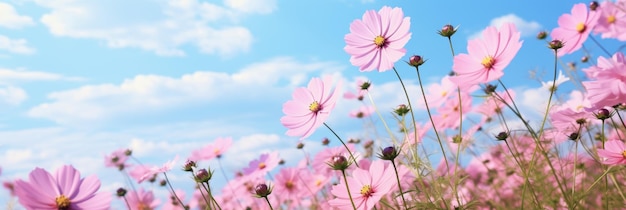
[415,66,450,171]
[342,170,358,210]
[391,161,408,209]
[264,197,275,210]
[324,122,359,167]
[163,172,187,209]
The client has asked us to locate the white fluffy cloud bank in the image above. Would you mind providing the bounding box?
[34,0,277,56]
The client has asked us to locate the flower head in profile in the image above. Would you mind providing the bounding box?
[281,76,342,139]
[597,140,626,165]
[582,52,626,110]
[104,148,131,170]
[551,3,599,56]
[451,23,522,88]
[13,165,111,210]
[328,160,396,209]
[344,6,411,72]
[188,137,233,161]
[139,155,179,182]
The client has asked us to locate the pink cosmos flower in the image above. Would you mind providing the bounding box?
[139,155,179,183]
[594,1,626,41]
[421,76,458,108]
[188,137,233,161]
[349,105,375,118]
[273,167,307,208]
[432,91,472,130]
[125,188,161,210]
[281,76,342,139]
[242,152,280,179]
[597,140,626,165]
[343,78,370,101]
[451,23,522,88]
[344,6,411,72]
[582,52,626,109]
[13,165,111,210]
[104,148,131,170]
[328,160,396,210]
[551,3,599,56]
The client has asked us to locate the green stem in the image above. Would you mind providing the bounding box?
[342,170,358,210]
[324,123,359,168]
[264,196,275,210]
[415,66,450,171]
[163,172,187,210]
[392,67,420,162]
[391,161,408,209]
[366,91,397,144]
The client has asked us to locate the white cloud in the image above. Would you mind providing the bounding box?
[0,68,83,84]
[488,14,541,37]
[0,2,35,29]
[27,57,344,125]
[0,86,27,105]
[35,0,258,56]
[224,0,277,14]
[0,35,35,54]
[469,14,541,40]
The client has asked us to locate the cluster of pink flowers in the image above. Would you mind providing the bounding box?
[4,1,626,209]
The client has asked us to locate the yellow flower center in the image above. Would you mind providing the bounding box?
[55,195,71,210]
[360,184,373,197]
[622,150,626,158]
[309,101,321,112]
[137,203,152,210]
[481,56,496,69]
[608,15,616,24]
[285,181,294,189]
[258,162,266,169]
[576,23,586,33]
[374,35,386,47]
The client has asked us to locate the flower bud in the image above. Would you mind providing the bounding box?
[254,183,273,198]
[296,142,304,149]
[589,1,599,11]
[394,104,410,116]
[568,132,579,141]
[548,40,563,50]
[116,188,127,197]
[182,160,196,172]
[452,135,462,143]
[322,138,330,145]
[536,31,548,40]
[483,84,497,95]
[360,81,372,90]
[124,149,133,156]
[378,146,400,161]
[159,179,167,187]
[581,56,589,63]
[438,24,457,37]
[495,132,509,141]
[594,108,612,120]
[408,55,425,67]
[195,168,213,183]
[328,155,352,171]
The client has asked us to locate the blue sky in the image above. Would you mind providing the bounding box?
[0,0,614,207]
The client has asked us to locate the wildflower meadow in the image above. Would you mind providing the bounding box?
[3,1,626,209]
